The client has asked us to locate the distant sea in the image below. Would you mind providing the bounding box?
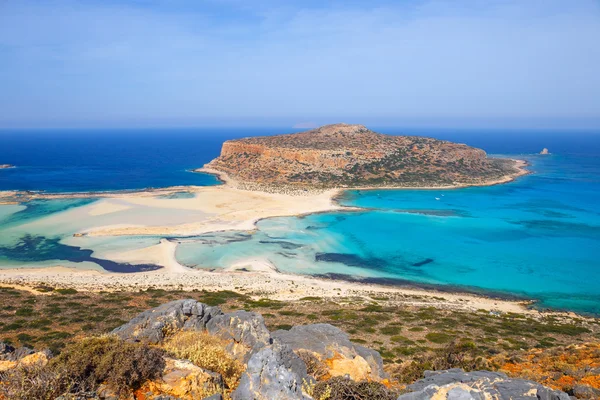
[1,127,600,314]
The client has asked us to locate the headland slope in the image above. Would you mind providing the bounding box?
[204,123,527,192]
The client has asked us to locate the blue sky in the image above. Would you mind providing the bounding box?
[1,0,599,129]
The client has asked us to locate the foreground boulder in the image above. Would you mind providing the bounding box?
[272,323,387,381]
[140,357,224,400]
[233,342,311,400]
[397,369,570,400]
[112,299,223,343]
[206,310,272,362]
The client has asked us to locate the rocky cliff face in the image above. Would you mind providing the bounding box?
[205,124,521,190]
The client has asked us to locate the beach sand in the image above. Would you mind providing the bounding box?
[0,159,552,318]
[0,256,543,317]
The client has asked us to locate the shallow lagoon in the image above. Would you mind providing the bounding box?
[176,154,600,314]
[1,129,600,313]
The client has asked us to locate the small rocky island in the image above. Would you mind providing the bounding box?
[0,164,14,169]
[205,124,525,191]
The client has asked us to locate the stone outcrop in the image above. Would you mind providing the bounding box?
[272,323,387,382]
[205,123,522,189]
[0,164,13,169]
[397,369,570,400]
[233,342,311,400]
[2,302,573,400]
[540,148,550,155]
[206,310,272,362]
[111,299,223,343]
[140,357,224,400]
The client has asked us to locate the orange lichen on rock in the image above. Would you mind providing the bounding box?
[324,351,373,382]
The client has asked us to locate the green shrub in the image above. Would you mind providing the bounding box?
[425,332,453,344]
[55,288,78,295]
[15,307,34,317]
[380,325,402,335]
[389,339,490,384]
[0,336,164,399]
[51,335,165,396]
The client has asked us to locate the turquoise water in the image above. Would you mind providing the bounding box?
[1,129,600,313]
[0,199,162,272]
[176,154,600,314]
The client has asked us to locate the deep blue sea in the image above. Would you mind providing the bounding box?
[1,127,599,314]
[0,128,288,192]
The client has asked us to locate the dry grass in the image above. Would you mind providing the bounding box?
[312,376,398,400]
[0,335,164,399]
[297,349,328,381]
[0,362,79,400]
[162,331,244,390]
[495,342,600,394]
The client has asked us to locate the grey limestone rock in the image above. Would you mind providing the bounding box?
[271,323,387,380]
[111,299,222,343]
[206,310,272,362]
[232,342,311,400]
[572,384,600,399]
[397,369,570,400]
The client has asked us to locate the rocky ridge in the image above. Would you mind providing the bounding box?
[205,124,524,191]
[0,299,575,399]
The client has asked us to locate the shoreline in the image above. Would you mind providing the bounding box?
[0,157,568,318]
[0,262,545,317]
[0,259,593,321]
[196,158,530,194]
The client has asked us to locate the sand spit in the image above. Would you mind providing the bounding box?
[82,185,345,237]
[0,160,548,318]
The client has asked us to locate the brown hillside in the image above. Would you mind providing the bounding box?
[205,123,523,189]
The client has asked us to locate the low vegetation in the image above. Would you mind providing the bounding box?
[0,285,598,396]
[494,342,600,393]
[310,376,397,400]
[163,330,244,390]
[0,336,164,399]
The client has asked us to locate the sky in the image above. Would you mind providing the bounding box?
[1,0,599,129]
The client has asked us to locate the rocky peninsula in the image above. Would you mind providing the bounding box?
[204,123,527,192]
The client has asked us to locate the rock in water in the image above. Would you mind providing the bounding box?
[272,323,387,381]
[397,369,570,400]
[233,342,311,400]
[540,148,550,154]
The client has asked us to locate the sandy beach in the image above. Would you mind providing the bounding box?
[0,254,545,317]
[0,159,552,318]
